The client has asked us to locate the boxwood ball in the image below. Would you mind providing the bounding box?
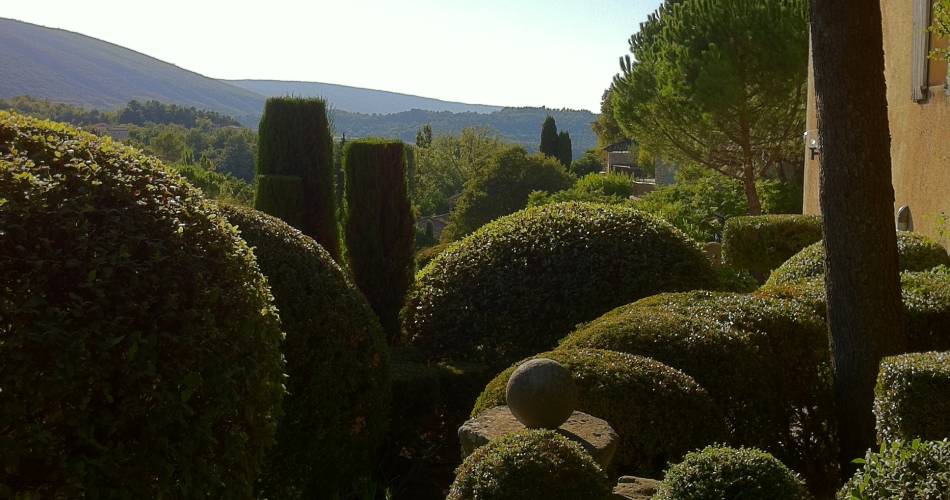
[506,358,578,429]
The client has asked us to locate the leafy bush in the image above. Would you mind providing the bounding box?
[875,352,950,444]
[472,349,727,475]
[440,146,574,241]
[170,162,254,206]
[404,202,718,365]
[570,149,605,177]
[0,112,285,498]
[721,214,823,282]
[218,204,391,499]
[343,139,415,341]
[415,241,454,270]
[529,172,634,207]
[839,439,950,500]
[559,290,836,490]
[447,430,611,500]
[655,446,811,500]
[767,232,950,287]
[255,97,340,260]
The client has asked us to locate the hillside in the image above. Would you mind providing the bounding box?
[227,80,502,115]
[0,18,265,121]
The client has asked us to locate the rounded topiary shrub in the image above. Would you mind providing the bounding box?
[655,446,811,500]
[447,429,611,500]
[839,439,950,500]
[721,214,823,282]
[0,112,284,498]
[404,202,717,365]
[559,290,836,491]
[766,232,950,287]
[218,204,391,499]
[472,349,727,475]
[875,352,950,444]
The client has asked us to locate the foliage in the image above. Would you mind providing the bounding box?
[839,439,950,500]
[446,430,611,500]
[539,115,559,157]
[343,139,415,341]
[559,290,836,492]
[440,146,574,241]
[875,352,950,444]
[528,172,635,207]
[766,232,950,287]
[218,205,390,499]
[0,112,284,498]
[168,162,254,206]
[415,123,433,148]
[405,202,717,366]
[721,214,824,282]
[256,97,340,260]
[116,99,242,127]
[0,95,112,124]
[655,446,811,500]
[931,0,950,65]
[592,88,627,150]
[611,0,809,213]
[472,349,727,475]
[556,130,572,167]
[416,241,453,270]
[570,149,605,177]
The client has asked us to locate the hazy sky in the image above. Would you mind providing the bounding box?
[3,0,663,112]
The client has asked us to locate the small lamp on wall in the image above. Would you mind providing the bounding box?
[897,205,913,231]
[804,129,821,161]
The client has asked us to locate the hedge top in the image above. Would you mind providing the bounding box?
[721,214,823,281]
[875,351,950,443]
[404,202,718,365]
[0,111,284,497]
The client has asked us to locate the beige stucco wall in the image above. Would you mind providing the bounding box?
[803,1,950,243]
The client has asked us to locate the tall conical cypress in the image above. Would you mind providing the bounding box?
[343,139,415,343]
[540,115,559,158]
[557,131,573,167]
[255,97,340,260]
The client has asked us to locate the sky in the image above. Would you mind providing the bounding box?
[2,0,663,112]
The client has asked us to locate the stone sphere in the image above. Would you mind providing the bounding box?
[506,358,578,429]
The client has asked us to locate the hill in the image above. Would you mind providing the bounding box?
[227,80,502,115]
[0,18,264,122]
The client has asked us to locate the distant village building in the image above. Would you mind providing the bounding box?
[603,140,641,177]
[87,123,130,141]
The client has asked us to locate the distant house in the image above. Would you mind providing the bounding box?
[603,140,640,176]
[802,0,950,240]
[87,123,130,141]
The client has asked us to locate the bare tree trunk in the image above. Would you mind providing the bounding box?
[742,163,762,215]
[809,0,907,473]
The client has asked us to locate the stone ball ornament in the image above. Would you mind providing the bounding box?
[505,358,578,429]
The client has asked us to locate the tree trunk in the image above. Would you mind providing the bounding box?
[809,0,907,474]
[742,164,762,215]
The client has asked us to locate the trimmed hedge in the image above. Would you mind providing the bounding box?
[343,139,415,341]
[404,202,718,365]
[839,439,950,499]
[721,214,823,282]
[559,291,836,491]
[255,97,340,261]
[766,232,950,287]
[472,349,727,475]
[655,446,811,500]
[218,204,391,499]
[875,352,950,444]
[0,112,285,498]
[447,430,611,500]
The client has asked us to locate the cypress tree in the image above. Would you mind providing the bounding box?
[343,139,415,342]
[557,131,573,167]
[255,97,340,260]
[540,115,559,157]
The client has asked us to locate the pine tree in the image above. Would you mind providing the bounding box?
[539,115,559,158]
[556,131,573,167]
[343,139,415,342]
[255,97,340,260]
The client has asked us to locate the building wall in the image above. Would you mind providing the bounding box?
[804,0,950,242]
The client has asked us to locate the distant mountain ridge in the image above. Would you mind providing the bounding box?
[0,17,598,157]
[227,79,502,115]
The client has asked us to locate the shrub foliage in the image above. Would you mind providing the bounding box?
[447,430,611,500]
[255,97,340,260]
[0,112,285,498]
[839,439,950,500]
[219,205,391,499]
[875,352,950,444]
[721,214,823,282]
[472,349,727,475]
[655,446,811,500]
[343,139,415,341]
[405,202,718,365]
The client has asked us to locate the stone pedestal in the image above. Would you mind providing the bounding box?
[611,476,660,500]
[458,405,619,468]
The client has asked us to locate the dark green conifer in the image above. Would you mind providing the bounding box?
[540,115,559,158]
[557,131,573,167]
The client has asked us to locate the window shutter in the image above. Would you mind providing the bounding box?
[913,0,932,101]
